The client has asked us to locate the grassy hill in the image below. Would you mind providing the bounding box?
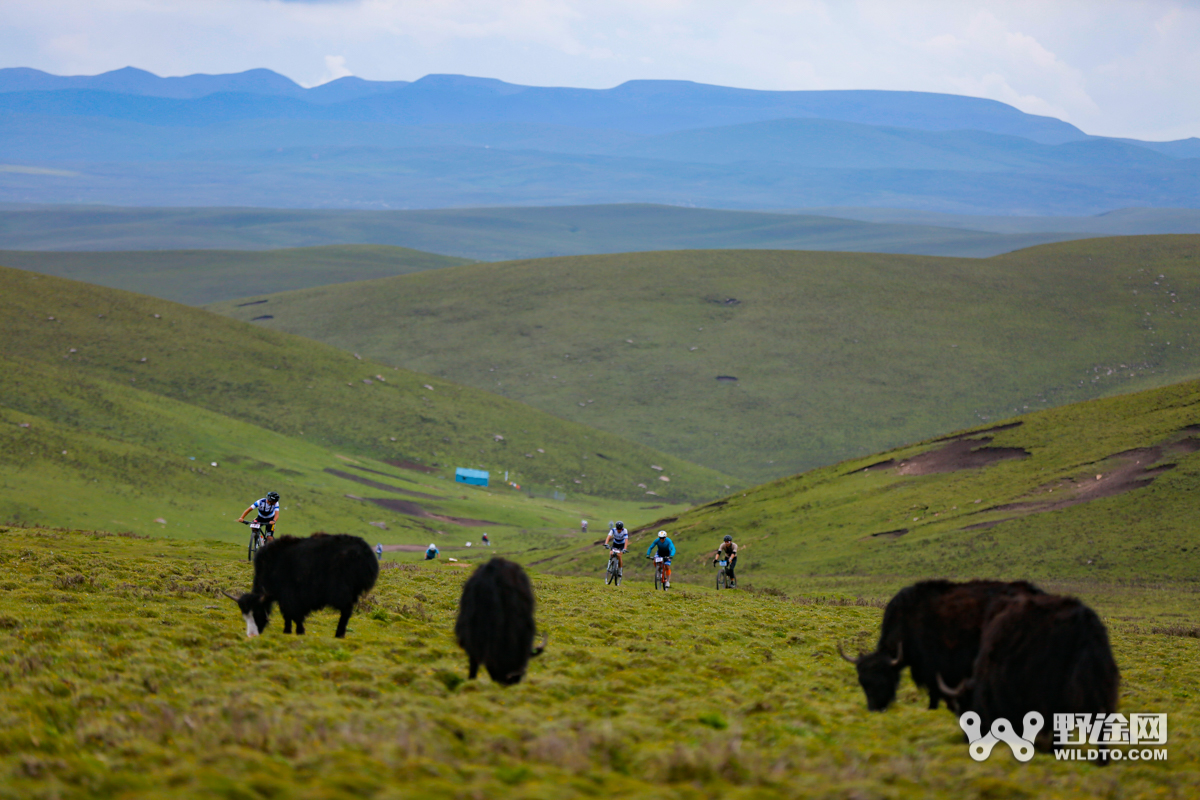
[0,245,473,305]
[0,203,1092,260]
[0,263,736,507]
[211,235,1200,484]
[0,352,684,551]
[535,374,1200,605]
[0,526,1194,799]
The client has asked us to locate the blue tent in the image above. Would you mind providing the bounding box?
[455,468,489,487]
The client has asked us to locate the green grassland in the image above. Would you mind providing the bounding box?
[211,235,1200,484]
[535,374,1200,615]
[0,527,1195,799]
[1,264,735,504]
[0,354,681,553]
[0,245,474,305]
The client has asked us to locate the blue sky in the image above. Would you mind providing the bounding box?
[2,0,1198,140]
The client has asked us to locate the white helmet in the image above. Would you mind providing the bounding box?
[429,543,436,548]
[658,530,668,538]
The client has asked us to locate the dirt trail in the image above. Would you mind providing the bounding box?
[358,496,497,527]
[324,468,440,499]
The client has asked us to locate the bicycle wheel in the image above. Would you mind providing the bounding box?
[654,565,662,591]
[605,558,616,585]
[248,534,257,562]
[716,570,722,590]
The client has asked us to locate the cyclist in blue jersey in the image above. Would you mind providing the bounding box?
[238,491,280,539]
[645,530,676,588]
[604,521,630,574]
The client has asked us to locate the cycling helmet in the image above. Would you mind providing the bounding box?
[266,491,280,503]
[429,543,436,549]
[724,535,732,542]
[657,530,668,538]
[615,521,624,531]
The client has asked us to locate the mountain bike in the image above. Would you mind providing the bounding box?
[605,547,624,586]
[241,519,271,562]
[715,558,731,590]
[649,554,670,590]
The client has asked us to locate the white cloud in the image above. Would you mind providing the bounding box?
[0,0,1197,139]
[312,54,352,86]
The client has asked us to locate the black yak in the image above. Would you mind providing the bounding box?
[455,557,545,685]
[840,579,1043,711]
[937,593,1119,750]
[224,533,378,638]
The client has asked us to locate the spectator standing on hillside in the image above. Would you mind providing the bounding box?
[375,543,384,559]
[425,543,440,561]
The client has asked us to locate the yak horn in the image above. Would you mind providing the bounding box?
[221,590,240,602]
[937,673,966,698]
[889,642,903,666]
[836,641,859,664]
[531,632,548,656]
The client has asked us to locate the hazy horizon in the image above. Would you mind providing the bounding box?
[3,1,1199,141]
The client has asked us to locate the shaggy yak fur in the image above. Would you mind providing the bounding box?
[455,558,545,685]
[939,593,1120,752]
[226,533,378,638]
[841,579,1044,711]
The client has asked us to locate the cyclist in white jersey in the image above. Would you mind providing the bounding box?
[604,521,630,573]
[238,491,280,538]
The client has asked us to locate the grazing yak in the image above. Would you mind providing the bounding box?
[937,593,1119,750]
[840,579,1043,711]
[224,533,378,638]
[455,557,545,685]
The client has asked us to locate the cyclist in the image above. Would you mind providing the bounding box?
[425,542,440,560]
[604,521,629,575]
[713,534,738,587]
[237,491,280,540]
[645,530,676,588]
[581,519,588,534]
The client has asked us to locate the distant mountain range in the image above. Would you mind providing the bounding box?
[1,67,1197,214]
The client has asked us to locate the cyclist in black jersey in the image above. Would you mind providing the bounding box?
[713,534,738,587]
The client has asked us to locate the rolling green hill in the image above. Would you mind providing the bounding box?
[540,374,1200,602]
[0,352,683,549]
[0,245,473,305]
[210,235,1200,484]
[1,263,736,507]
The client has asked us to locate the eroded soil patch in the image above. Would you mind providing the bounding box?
[856,436,1028,476]
[962,431,1200,529]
